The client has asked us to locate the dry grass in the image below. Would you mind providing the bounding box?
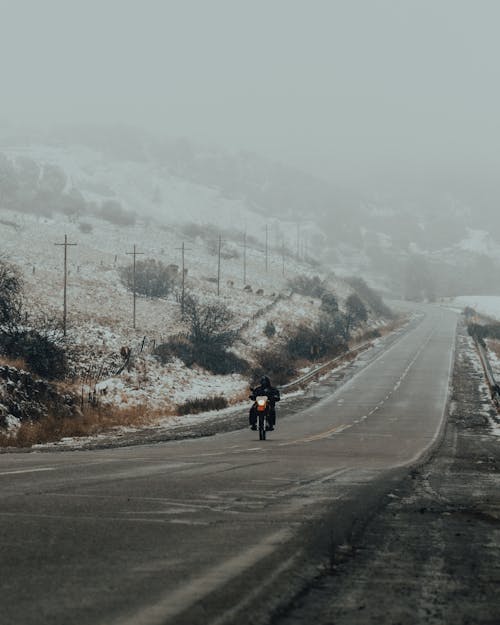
[0,355,28,370]
[0,403,175,449]
[176,395,228,415]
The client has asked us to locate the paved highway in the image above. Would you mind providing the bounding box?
[0,306,457,625]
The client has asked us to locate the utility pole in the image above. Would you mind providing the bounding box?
[54,234,77,337]
[243,231,247,286]
[296,222,300,259]
[265,224,269,272]
[126,244,144,329]
[282,238,286,276]
[217,234,222,296]
[237,231,248,286]
[176,241,192,317]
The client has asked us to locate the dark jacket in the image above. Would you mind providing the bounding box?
[250,384,280,406]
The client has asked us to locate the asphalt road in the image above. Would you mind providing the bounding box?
[0,305,458,625]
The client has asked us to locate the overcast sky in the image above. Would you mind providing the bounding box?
[1,0,499,187]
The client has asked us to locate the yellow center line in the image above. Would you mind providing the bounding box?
[279,424,351,446]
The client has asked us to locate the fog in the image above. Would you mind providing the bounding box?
[1,0,500,188]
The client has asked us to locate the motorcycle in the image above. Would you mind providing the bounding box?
[253,395,270,440]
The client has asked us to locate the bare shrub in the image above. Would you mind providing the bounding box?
[155,299,249,375]
[182,295,246,374]
[0,266,70,380]
[264,320,276,338]
[154,335,195,366]
[468,322,500,342]
[100,200,136,226]
[320,292,339,316]
[285,324,319,360]
[344,293,368,337]
[253,346,296,385]
[1,309,72,380]
[176,395,228,415]
[285,316,348,362]
[119,259,179,298]
[315,315,349,355]
[287,274,326,298]
[78,221,93,234]
[0,328,67,379]
[345,276,393,317]
[0,259,23,327]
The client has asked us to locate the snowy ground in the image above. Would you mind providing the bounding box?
[0,207,355,411]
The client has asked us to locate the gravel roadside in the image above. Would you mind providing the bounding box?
[273,320,500,625]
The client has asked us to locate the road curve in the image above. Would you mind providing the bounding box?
[0,305,458,625]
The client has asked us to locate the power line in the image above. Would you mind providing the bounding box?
[54,234,77,337]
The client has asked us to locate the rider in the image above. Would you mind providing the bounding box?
[249,375,280,431]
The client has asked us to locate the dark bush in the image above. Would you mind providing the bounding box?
[156,297,248,374]
[176,395,228,415]
[263,320,276,337]
[0,260,23,327]
[284,316,348,362]
[0,329,67,379]
[78,222,93,234]
[39,164,66,196]
[100,200,136,226]
[468,323,500,341]
[345,276,393,318]
[287,274,326,298]
[184,294,236,354]
[119,259,179,298]
[155,337,248,375]
[463,306,476,319]
[320,292,339,316]
[154,335,194,366]
[207,350,248,375]
[285,324,319,360]
[180,222,258,248]
[315,315,349,354]
[253,346,296,385]
[344,293,368,337]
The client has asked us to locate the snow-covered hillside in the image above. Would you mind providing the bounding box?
[2,142,313,241]
[0,142,366,423]
[5,126,500,300]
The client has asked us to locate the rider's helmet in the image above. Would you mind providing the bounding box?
[260,375,271,387]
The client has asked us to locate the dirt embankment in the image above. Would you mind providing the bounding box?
[274,323,500,625]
